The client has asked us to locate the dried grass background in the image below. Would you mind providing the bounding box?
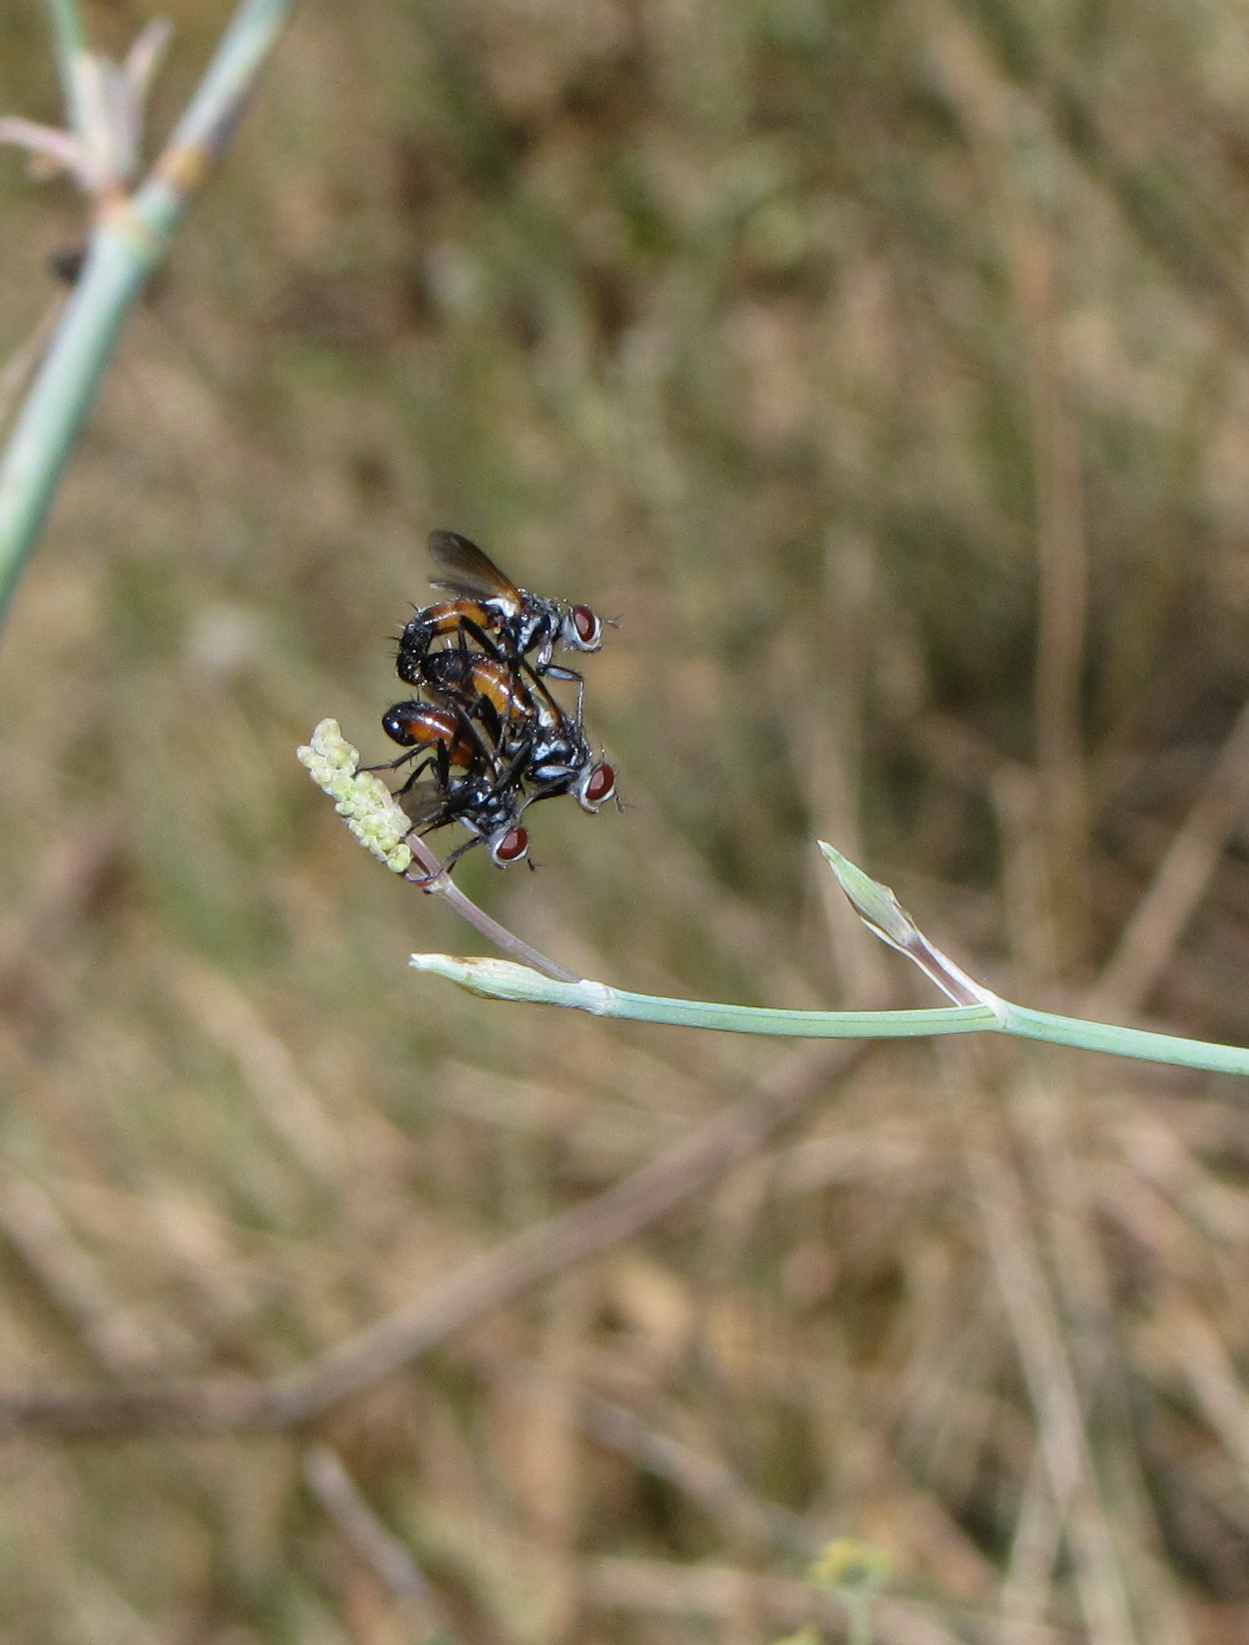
[3,1,1249,1641]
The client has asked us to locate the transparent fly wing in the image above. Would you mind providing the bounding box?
[397,780,455,833]
[427,530,523,615]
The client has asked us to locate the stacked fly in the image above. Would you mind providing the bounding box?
[376,530,616,882]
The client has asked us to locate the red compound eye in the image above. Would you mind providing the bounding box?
[572,605,602,647]
[585,763,615,808]
[494,827,528,864]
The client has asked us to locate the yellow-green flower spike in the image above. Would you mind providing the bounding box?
[298,719,412,874]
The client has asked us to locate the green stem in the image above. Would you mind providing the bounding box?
[410,957,1249,1080]
[848,1594,874,1645]
[0,227,151,620]
[578,987,994,1040]
[154,0,294,167]
[410,957,999,1039]
[0,0,296,626]
[998,1001,1249,1078]
[44,0,88,142]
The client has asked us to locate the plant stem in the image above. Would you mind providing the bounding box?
[44,0,88,142]
[0,0,296,625]
[411,957,998,1038]
[0,228,149,621]
[998,1001,1249,1078]
[570,986,992,1041]
[410,957,1249,1080]
[405,839,577,983]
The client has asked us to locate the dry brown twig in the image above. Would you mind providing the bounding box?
[0,1037,865,1440]
[303,1443,451,1633]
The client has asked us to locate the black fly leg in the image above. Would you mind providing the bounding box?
[455,614,535,746]
[517,775,574,811]
[414,651,511,781]
[491,732,536,796]
[395,739,449,799]
[360,746,431,777]
[406,830,484,889]
[457,614,510,668]
[540,662,585,726]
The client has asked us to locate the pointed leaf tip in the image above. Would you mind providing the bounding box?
[817,841,999,1010]
[817,842,917,950]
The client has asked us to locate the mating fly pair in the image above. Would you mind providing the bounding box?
[376,530,616,881]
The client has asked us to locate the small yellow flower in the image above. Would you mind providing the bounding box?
[807,1538,892,1593]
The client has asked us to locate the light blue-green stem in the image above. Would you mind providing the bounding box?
[0,229,151,622]
[408,957,1249,1081]
[0,0,296,625]
[45,0,88,141]
[996,1000,1249,1078]
[410,958,997,1039]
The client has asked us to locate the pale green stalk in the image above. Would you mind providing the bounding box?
[409,956,998,1041]
[0,231,150,619]
[0,0,296,624]
[45,0,88,139]
[408,846,1249,1083]
[994,1001,1249,1077]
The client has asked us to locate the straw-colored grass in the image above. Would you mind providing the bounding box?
[3,1,1249,1639]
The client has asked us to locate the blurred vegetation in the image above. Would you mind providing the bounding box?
[3,0,1249,1640]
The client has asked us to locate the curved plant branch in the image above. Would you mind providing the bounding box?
[299,720,1249,1080]
[0,0,297,624]
[410,844,1249,1081]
